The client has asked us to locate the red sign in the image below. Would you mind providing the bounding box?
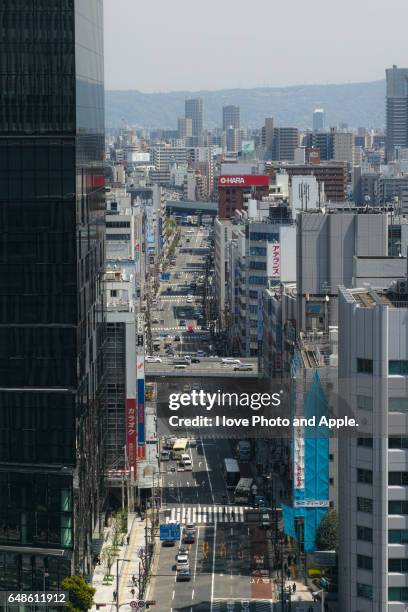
[126,399,137,475]
[218,175,269,188]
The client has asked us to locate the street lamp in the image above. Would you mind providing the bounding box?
[115,558,130,612]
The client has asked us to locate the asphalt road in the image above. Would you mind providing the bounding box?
[147,225,274,611]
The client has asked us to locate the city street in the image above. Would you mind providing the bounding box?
[146,221,315,611]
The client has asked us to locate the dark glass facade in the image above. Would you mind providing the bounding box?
[0,0,105,585]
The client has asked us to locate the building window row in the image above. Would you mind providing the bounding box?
[356,360,408,375]
[389,501,408,515]
[389,398,408,412]
[389,436,408,449]
[389,529,408,544]
[389,472,408,486]
[389,558,408,572]
[389,587,408,601]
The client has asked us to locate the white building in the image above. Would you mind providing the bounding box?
[338,281,408,611]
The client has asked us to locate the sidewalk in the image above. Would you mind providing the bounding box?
[91,513,146,611]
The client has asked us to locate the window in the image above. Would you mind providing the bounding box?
[357,358,373,374]
[357,497,373,514]
[249,246,267,256]
[248,276,267,285]
[357,468,373,484]
[357,583,373,599]
[249,261,266,271]
[389,530,408,544]
[357,395,372,410]
[106,221,130,228]
[389,558,408,572]
[106,234,129,241]
[389,360,408,375]
[389,398,408,412]
[389,587,408,601]
[358,437,373,448]
[110,290,117,298]
[357,526,373,542]
[389,437,408,449]
[389,501,408,515]
[389,472,408,486]
[357,555,373,571]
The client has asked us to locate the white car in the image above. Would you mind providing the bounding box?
[186,296,193,303]
[146,356,162,363]
[176,554,189,570]
[221,358,241,364]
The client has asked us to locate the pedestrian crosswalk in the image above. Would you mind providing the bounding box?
[165,505,249,524]
[212,600,273,611]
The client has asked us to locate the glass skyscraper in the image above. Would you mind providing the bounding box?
[0,0,106,587]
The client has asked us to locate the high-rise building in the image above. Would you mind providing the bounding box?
[185,98,204,137]
[262,117,274,157]
[313,108,325,132]
[338,281,408,610]
[0,0,105,585]
[272,127,300,161]
[177,117,192,140]
[225,127,241,154]
[222,105,240,130]
[386,65,408,160]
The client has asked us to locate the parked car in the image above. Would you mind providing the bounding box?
[191,357,200,363]
[222,358,241,364]
[234,364,253,372]
[145,356,162,363]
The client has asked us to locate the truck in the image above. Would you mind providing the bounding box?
[234,478,254,504]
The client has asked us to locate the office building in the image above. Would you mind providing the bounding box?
[0,0,105,585]
[386,65,408,161]
[338,281,408,611]
[313,108,325,132]
[177,117,193,140]
[217,174,269,219]
[272,127,299,161]
[278,162,348,202]
[262,117,275,157]
[223,105,240,130]
[226,127,241,154]
[332,131,354,163]
[185,98,203,137]
[296,208,388,331]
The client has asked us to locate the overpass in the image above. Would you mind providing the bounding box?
[166,199,218,218]
[145,357,259,378]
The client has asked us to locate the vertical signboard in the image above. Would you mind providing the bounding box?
[293,424,305,490]
[126,398,137,478]
[267,242,281,279]
[136,313,145,459]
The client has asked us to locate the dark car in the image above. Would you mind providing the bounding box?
[176,569,191,582]
[174,335,181,342]
[183,530,195,544]
[191,358,200,363]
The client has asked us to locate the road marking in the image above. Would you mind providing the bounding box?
[166,506,247,524]
[172,590,175,599]
[191,589,195,600]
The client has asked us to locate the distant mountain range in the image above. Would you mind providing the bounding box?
[105,80,385,131]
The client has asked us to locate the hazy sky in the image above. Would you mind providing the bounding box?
[104,0,408,92]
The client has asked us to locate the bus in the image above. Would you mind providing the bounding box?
[223,458,240,490]
[234,478,253,504]
[172,438,189,460]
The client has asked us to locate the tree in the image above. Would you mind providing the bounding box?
[316,510,338,551]
[61,575,95,612]
[101,545,117,578]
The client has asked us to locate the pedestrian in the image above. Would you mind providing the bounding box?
[126,534,130,545]
[292,582,296,593]
[130,588,135,596]
[113,590,117,601]
[132,574,136,585]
